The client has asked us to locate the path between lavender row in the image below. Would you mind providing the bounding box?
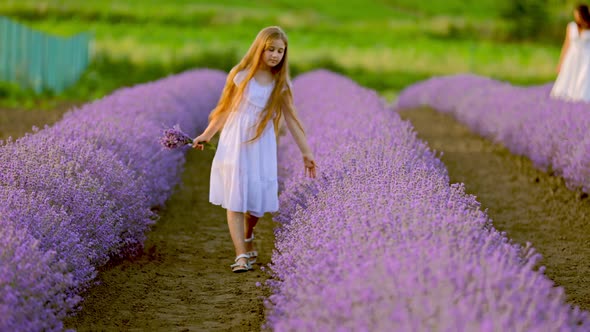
[398,107,590,311]
[65,148,275,331]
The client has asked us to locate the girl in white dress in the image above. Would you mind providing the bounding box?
[192,26,317,273]
[551,4,590,102]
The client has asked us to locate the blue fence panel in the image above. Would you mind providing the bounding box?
[0,16,92,93]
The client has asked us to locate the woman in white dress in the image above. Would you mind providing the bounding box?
[192,26,317,272]
[551,4,590,102]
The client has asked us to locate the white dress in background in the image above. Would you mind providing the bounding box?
[551,21,590,102]
[209,70,279,217]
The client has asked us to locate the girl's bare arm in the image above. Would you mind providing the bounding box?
[193,111,229,149]
[557,25,572,73]
[200,111,230,141]
[283,106,312,156]
[283,102,317,178]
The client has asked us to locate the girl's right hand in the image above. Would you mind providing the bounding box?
[192,134,209,150]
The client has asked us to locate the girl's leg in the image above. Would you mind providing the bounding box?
[227,210,248,265]
[244,212,259,253]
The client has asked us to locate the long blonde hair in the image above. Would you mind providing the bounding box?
[208,26,304,142]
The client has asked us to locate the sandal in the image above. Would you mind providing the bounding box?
[245,234,258,265]
[230,254,252,273]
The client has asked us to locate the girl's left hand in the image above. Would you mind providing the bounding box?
[303,153,317,178]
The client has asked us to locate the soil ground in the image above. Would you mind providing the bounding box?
[64,148,276,331]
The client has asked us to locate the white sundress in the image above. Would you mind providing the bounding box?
[209,70,279,217]
[551,22,590,102]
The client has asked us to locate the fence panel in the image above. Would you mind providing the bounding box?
[0,16,91,93]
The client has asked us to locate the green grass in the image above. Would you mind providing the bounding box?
[0,0,577,107]
[0,0,498,22]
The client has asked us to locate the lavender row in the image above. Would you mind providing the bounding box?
[395,74,590,193]
[266,70,589,331]
[0,69,226,331]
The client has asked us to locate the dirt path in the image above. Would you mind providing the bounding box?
[398,107,590,311]
[0,102,80,140]
[65,148,276,331]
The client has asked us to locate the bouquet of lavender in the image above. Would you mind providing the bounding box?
[160,125,216,151]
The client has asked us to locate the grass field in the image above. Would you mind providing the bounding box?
[0,0,580,108]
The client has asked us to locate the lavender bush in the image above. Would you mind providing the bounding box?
[0,69,226,331]
[0,223,76,331]
[267,70,589,331]
[395,74,590,193]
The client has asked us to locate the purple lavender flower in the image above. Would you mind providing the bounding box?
[395,74,590,194]
[264,70,590,331]
[160,124,216,151]
[0,68,226,330]
[160,125,194,149]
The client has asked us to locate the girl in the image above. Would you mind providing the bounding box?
[192,26,317,273]
[551,4,590,102]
